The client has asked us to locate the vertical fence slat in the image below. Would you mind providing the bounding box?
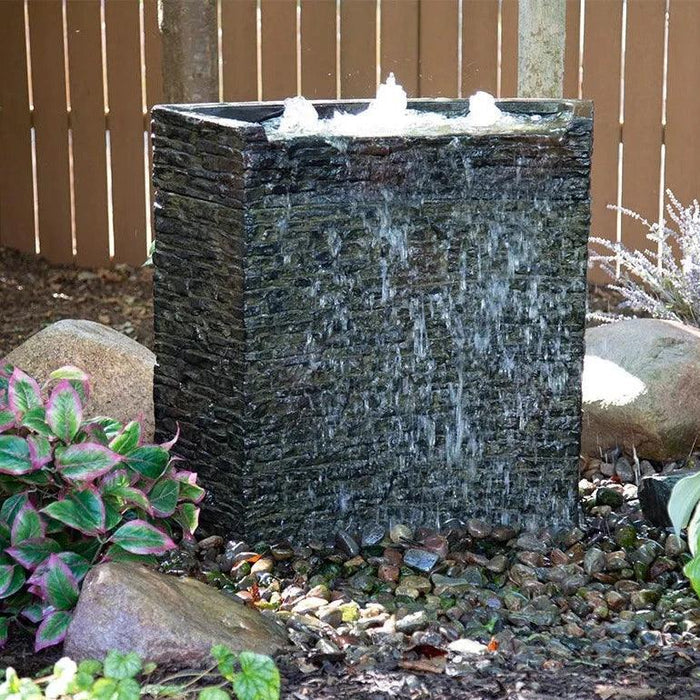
[419,0,458,97]
[620,0,665,253]
[563,0,581,98]
[28,0,72,263]
[222,0,258,101]
[462,0,499,96]
[66,0,110,267]
[261,0,297,100]
[144,0,163,108]
[106,0,147,265]
[300,0,336,99]
[340,0,377,98]
[380,0,419,96]
[665,0,700,209]
[500,0,518,97]
[582,0,623,282]
[0,0,35,254]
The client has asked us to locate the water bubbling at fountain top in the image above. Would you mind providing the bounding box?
[273,73,518,139]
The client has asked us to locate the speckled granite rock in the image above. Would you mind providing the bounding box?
[151,99,592,541]
[4,319,155,439]
[64,562,288,666]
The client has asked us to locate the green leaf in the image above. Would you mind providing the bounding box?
[78,659,103,676]
[149,479,179,517]
[49,366,89,383]
[104,543,157,566]
[198,688,231,700]
[684,555,700,598]
[232,652,280,700]
[110,422,142,455]
[109,520,175,555]
[35,609,72,650]
[90,677,120,700]
[0,493,28,525]
[116,678,142,700]
[7,537,61,569]
[41,489,106,535]
[21,407,52,437]
[0,408,15,433]
[0,435,32,475]
[125,445,170,480]
[83,417,123,441]
[0,616,8,647]
[103,649,143,680]
[173,503,200,536]
[11,503,44,544]
[46,381,83,443]
[0,565,17,597]
[103,497,123,530]
[104,484,151,513]
[43,555,79,610]
[8,368,42,417]
[669,472,700,544]
[211,644,237,682]
[55,443,122,481]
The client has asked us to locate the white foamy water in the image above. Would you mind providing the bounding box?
[269,73,539,139]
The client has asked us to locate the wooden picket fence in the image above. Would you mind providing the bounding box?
[1,0,698,282]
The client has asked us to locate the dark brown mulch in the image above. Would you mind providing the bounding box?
[279,651,700,699]
[0,246,154,358]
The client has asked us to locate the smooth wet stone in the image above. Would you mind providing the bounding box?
[292,597,328,614]
[467,519,493,539]
[486,555,508,573]
[390,524,414,544]
[361,525,386,547]
[583,547,605,575]
[198,535,223,550]
[431,574,474,596]
[251,557,274,575]
[665,534,687,557]
[348,570,376,593]
[404,548,440,573]
[630,589,662,610]
[378,564,400,583]
[399,575,432,594]
[607,620,636,636]
[615,457,635,484]
[448,638,487,655]
[491,526,518,543]
[422,534,449,559]
[270,543,295,561]
[395,610,430,633]
[515,532,549,554]
[335,531,360,558]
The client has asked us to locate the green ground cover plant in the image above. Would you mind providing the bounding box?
[0,365,203,650]
[0,645,280,700]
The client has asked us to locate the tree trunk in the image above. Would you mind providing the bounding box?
[518,0,566,98]
[159,0,218,103]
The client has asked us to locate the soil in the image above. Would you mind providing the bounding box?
[0,246,694,698]
[0,247,154,358]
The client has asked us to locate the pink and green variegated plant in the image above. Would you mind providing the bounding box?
[0,364,204,651]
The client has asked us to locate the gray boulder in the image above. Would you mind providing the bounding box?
[3,320,155,439]
[582,319,700,461]
[64,562,288,667]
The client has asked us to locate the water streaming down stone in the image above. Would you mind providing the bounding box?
[151,92,592,542]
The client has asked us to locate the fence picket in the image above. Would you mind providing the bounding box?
[461,0,499,97]
[28,0,72,263]
[419,0,459,97]
[261,0,297,100]
[222,0,258,101]
[106,0,148,266]
[665,0,700,210]
[582,0,623,283]
[66,0,110,267]
[380,0,419,96]
[301,0,337,99]
[620,0,665,256]
[0,0,35,254]
[340,0,377,98]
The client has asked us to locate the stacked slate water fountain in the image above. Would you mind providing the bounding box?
[151,80,592,542]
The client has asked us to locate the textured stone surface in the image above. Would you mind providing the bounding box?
[4,319,155,439]
[582,319,700,460]
[151,99,592,541]
[64,563,288,666]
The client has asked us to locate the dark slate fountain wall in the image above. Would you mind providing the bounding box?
[151,100,592,543]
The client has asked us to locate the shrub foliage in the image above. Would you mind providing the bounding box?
[0,364,203,650]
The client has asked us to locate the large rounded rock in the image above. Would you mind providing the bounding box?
[64,563,288,667]
[3,320,155,439]
[582,319,700,460]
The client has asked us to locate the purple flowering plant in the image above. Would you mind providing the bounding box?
[0,364,204,650]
